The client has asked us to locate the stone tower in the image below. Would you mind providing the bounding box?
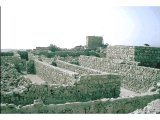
[86,36,103,49]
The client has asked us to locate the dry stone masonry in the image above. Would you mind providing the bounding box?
[56,60,106,75]
[106,45,160,68]
[33,59,121,100]
[1,73,121,106]
[2,45,160,114]
[1,57,122,106]
[79,55,160,93]
[1,93,159,113]
[34,60,78,85]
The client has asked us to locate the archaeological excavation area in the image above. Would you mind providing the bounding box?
[1,45,160,114]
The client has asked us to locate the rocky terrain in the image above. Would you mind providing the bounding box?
[1,57,31,92]
[131,99,160,114]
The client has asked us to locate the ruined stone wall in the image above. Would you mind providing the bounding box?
[79,55,160,93]
[106,45,160,68]
[106,45,135,61]
[1,74,121,106]
[2,93,159,113]
[28,53,58,64]
[34,60,79,85]
[56,60,105,75]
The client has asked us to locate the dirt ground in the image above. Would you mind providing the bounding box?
[120,87,141,97]
[24,74,46,85]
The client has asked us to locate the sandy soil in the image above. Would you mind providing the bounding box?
[120,87,140,97]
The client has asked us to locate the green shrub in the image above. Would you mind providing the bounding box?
[35,50,100,58]
[1,56,26,73]
[14,62,21,73]
[47,52,55,58]
[48,44,61,52]
[18,51,28,60]
[156,62,160,69]
[53,50,100,57]
[27,60,35,74]
[51,61,57,66]
[1,52,14,56]
[88,51,100,57]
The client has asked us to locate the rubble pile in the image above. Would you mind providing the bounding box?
[1,62,30,92]
[131,99,160,114]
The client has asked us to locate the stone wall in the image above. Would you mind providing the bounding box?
[106,45,160,68]
[14,54,120,106]
[28,53,58,64]
[106,46,135,61]
[1,74,121,106]
[56,60,105,75]
[34,60,79,85]
[1,93,159,113]
[79,55,160,93]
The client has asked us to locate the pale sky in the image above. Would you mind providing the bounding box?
[1,0,160,49]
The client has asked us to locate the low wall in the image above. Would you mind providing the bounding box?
[34,60,79,85]
[56,60,105,75]
[1,74,121,106]
[79,55,160,93]
[1,93,159,113]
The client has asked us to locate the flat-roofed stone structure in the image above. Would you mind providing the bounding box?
[106,45,160,68]
[86,36,103,49]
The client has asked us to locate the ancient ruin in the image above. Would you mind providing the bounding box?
[1,38,160,113]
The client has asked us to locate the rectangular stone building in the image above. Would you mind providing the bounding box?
[106,45,160,68]
[86,36,103,49]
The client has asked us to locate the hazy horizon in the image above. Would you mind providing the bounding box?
[1,0,160,49]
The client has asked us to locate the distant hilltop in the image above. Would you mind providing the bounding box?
[1,49,27,52]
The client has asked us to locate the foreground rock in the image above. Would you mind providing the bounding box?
[131,99,160,114]
[1,62,30,92]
